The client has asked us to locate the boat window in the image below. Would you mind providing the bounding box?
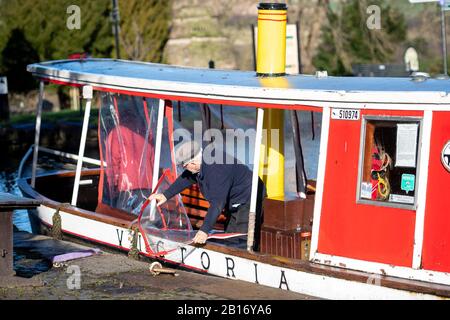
[171,101,257,169]
[171,103,322,188]
[357,117,422,208]
[285,110,322,197]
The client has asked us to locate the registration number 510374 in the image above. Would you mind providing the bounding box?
[331,108,360,121]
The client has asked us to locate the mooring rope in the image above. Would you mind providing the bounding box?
[127,227,140,260]
[51,208,62,240]
[51,203,70,240]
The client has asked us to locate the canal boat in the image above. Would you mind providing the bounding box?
[17,4,450,299]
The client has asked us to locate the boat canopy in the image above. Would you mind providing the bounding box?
[27,59,450,108]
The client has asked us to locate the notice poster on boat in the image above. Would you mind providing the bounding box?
[389,194,415,205]
[253,23,300,74]
[395,123,418,168]
[360,182,373,199]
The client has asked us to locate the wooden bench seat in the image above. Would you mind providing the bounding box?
[181,185,226,231]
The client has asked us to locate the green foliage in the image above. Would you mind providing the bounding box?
[313,0,407,75]
[119,0,172,62]
[1,28,39,92]
[0,0,113,62]
[0,0,172,93]
[8,108,99,127]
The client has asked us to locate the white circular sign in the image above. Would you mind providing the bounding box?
[442,140,450,172]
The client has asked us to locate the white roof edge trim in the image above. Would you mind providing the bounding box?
[27,60,450,111]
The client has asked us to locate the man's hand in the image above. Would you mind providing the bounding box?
[192,230,208,245]
[148,193,167,207]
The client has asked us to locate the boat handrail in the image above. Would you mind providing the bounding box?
[18,145,105,179]
[17,145,34,179]
[37,146,104,167]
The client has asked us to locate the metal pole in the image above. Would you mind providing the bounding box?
[112,0,121,59]
[148,99,165,220]
[441,3,448,75]
[71,86,93,206]
[309,107,331,259]
[251,24,257,72]
[31,81,45,188]
[247,108,264,253]
[290,110,307,199]
[152,99,165,192]
[296,20,302,74]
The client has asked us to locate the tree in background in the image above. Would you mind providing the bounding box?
[0,28,39,93]
[0,0,172,94]
[0,0,113,62]
[119,0,172,62]
[313,0,407,75]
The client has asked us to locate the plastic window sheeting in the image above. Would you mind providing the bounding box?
[171,101,203,177]
[97,93,158,215]
[285,111,322,196]
[192,104,321,179]
[208,104,257,168]
[206,105,322,197]
[172,101,258,168]
[138,170,196,255]
[158,102,178,181]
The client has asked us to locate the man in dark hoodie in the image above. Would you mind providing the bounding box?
[149,140,265,245]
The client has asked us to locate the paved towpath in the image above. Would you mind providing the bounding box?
[0,231,318,300]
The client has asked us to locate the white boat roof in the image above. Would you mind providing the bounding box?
[28,59,450,110]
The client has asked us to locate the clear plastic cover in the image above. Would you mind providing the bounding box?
[138,170,196,254]
[98,93,157,214]
[97,93,195,254]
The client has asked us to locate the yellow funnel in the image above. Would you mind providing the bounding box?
[256,3,288,199]
[256,3,287,77]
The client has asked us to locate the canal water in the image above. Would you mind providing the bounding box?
[0,156,32,233]
[0,146,98,277]
[0,154,46,277]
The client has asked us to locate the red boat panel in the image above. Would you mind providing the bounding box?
[318,109,423,267]
[422,111,450,273]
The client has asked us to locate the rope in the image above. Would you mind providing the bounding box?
[379,149,392,172]
[51,203,71,240]
[372,146,392,201]
[376,173,390,200]
[127,227,140,260]
[50,206,63,240]
[51,208,63,240]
